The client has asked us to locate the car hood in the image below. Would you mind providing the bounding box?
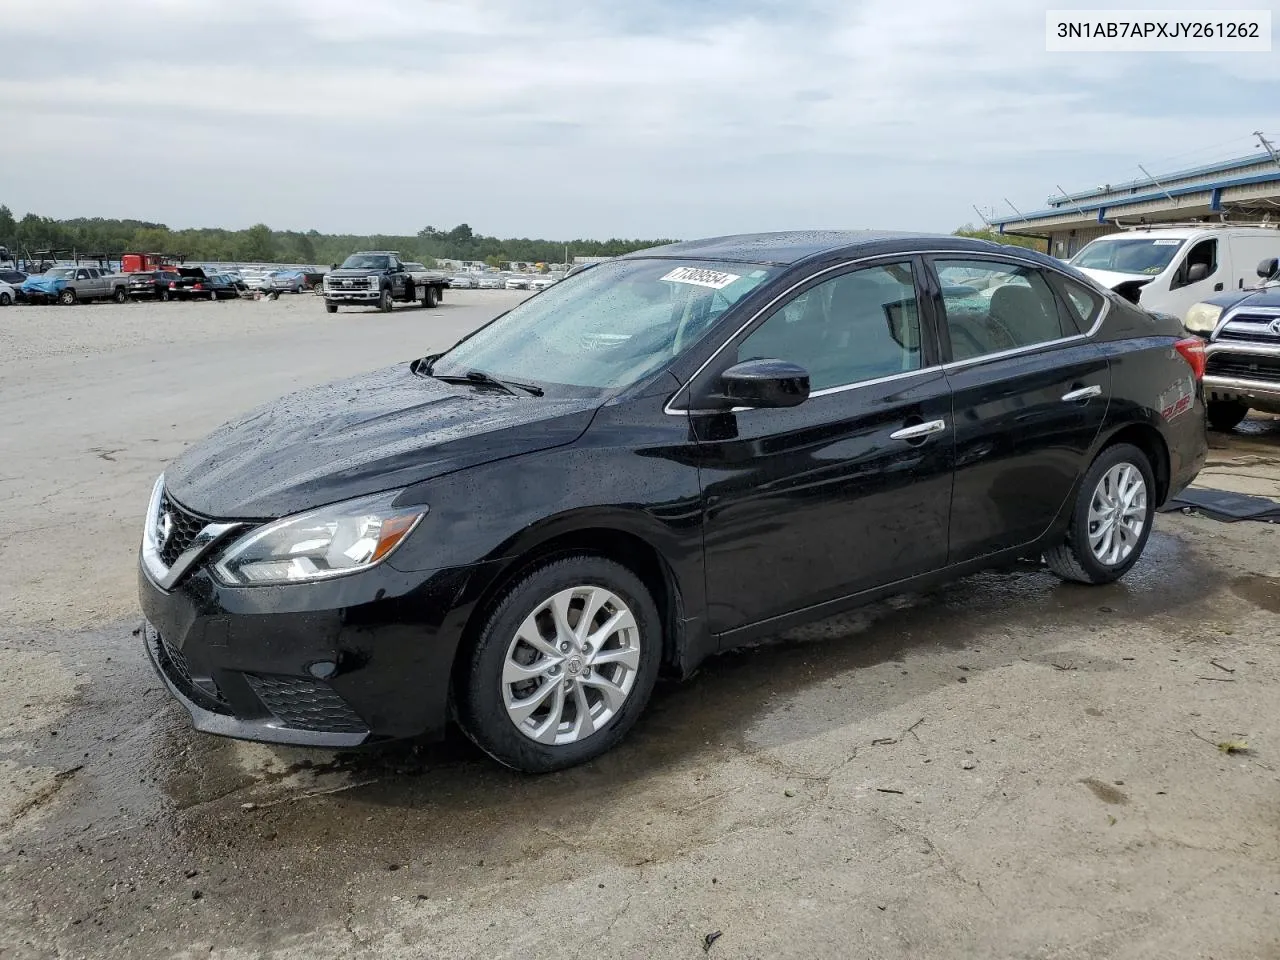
[1201,284,1280,312]
[1076,267,1157,291]
[164,363,599,519]
[23,276,66,292]
[328,268,384,279]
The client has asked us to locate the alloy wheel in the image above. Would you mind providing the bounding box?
[1087,462,1147,566]
[501,585,641,745]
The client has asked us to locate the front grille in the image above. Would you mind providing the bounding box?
[1205,354,1280,384]
[147,627,232,715]
[245,674,369,733]
[1217,318,1280,342]
[158,491,210,566]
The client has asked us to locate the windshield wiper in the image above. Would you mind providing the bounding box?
[433,368,544,397]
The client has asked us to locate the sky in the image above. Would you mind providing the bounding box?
[0,0,1275,239]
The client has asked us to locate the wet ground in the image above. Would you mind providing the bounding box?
[2,295,1279,959]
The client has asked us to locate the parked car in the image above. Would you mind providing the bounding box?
[128,270,183,301]
[169,267,240,300]
[1070,225,1280,323]
[137,232,1207,773]
[22,265,129,304]
[0,269,27,288]
[449,275,478,289]
[270,270,307,294]
[477,275,504,289]
[0,280,15,306]
[527,275,556,292]
[1184,256,1280,430]
[504,275,530,290]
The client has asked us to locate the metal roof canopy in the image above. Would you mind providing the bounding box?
[990,152,1280,238]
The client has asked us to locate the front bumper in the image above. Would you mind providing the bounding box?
[323,290,380,302]
[139,554,489,748]
[1204,340,1280,411]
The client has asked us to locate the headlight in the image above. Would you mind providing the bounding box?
[212,491,425,586]
[1184,302,1223,335]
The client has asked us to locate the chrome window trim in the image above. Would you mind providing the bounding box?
[663,249,1107,416]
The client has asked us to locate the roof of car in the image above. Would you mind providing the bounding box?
[622,231,1018,266]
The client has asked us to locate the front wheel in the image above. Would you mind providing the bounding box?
[457,555,661,773]
[0,292,11,306]
[1207,400,1249,432]
[1045,443,1155,585]
[378,289,393,313]
[424,285,439,309]
[58,289,77,306]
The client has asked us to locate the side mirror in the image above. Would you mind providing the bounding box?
[1185,262,1210,284]
[1258,257,1279,280]
[718,358,810,409]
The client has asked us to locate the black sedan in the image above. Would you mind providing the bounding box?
[169,268,241,300]
[138,232,1208,772]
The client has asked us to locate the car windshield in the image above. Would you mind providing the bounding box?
[340,255,390,270]
[1071,237,1185,275]
[429,258,780,393]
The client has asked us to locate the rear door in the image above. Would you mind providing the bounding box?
[694,257,955,635]
[928,256,1111,563]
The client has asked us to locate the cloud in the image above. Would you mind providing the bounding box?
[0,0,1272,237]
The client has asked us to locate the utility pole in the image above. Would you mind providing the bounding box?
[1256,130,1280,168]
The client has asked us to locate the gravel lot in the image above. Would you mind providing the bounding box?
[2,293,1279,960]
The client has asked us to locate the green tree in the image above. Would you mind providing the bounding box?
[239,223,275,262]
[0,205,18,248]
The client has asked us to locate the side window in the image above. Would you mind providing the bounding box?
[1172,238,1217,289]
[934,260,1072,361]
[739,262,922,391]
[1050,275,1103,333]
[75,269,90,280]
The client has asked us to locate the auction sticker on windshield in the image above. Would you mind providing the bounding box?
[661,267,741,289]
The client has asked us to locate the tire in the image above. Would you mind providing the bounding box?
[0,292,11,306]
[112,287,127,304]
[1045,443,1156,585]
[58,289,77,306]
[457,555,662,773]
[1207,400,1249,432]
[325,302,338,314]
[378,288,393,313]
[424,285,439,309]
[160,288,171,302]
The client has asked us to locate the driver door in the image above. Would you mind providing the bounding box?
[694,258,955,637]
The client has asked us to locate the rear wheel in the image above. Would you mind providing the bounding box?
[112,287,127,304]
[1045,443,1155,585]
[58,289,77,306]
[0,292,11,306]
[159,288,171,302]
[457,555,661,773]
[1207,400,1249,432]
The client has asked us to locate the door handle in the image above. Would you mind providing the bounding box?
[889,419,947,441]
[1061,385,1102,403]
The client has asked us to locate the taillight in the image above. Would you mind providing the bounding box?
[1174,337,1206,380]
[169,281,176,289]
[193,283,203,290]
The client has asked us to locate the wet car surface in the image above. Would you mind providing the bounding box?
[2,293,1278,959]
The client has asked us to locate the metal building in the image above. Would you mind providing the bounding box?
[989,150,1280,259]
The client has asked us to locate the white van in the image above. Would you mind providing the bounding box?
[1069,225,1280,321]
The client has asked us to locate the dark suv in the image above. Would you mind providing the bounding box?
[138,232,1207,772]
[127,270,182,301]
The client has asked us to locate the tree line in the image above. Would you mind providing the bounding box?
[0,205,1045,268]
